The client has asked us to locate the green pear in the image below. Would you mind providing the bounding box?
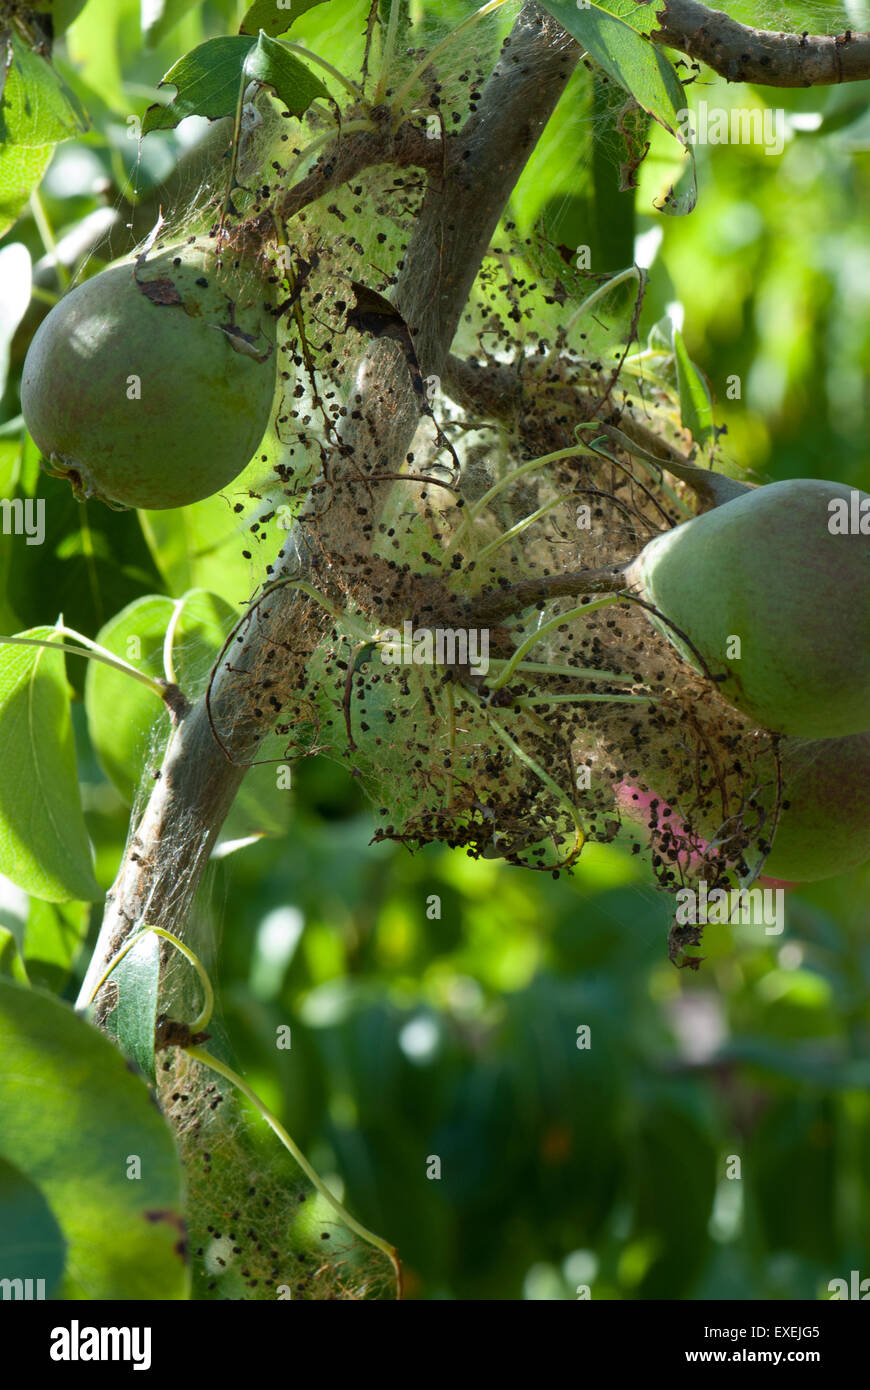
[21,239,277,510]
[619,731,870,884]
[752,732,870,882]
[625,478,870,738]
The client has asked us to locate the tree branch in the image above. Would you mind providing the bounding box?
[460,566,628,626]
[78,2,580,1015]
[307,5,579,578]
[254,117,447,233]
[647,0,870,86]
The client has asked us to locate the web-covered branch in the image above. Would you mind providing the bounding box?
[80,1,580,1015]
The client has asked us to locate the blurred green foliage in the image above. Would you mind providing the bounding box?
[174,756,870,1301]
[1,0,869,1299]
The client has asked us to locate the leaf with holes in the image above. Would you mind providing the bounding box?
[142,32,329,134]
[243,29,331,113]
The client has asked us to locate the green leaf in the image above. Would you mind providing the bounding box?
[672,326,714,449]
[541,71,647,275]
[84,591,231,801]
[0,1153,66,1298]
[0,145,54,240]
[0,979,187,1299]
[139,31,329,136]
[243,29,331,113]
[224,746,293,842]
[0,31,84,145]
[142,0,207,49]
[103,932,160,1084]
[159,587,238,684]
[63,0,128,112]
[21,897,90,991]
[7,456,165,688]
[240,0,329,39]
[0,32,86,236]
[142,31,329,134]
[141,496,263,600]
[590,74,648,259]
[80,593,168,799]
[28,1,90,36]
[538,1,696,214]
[84,591,292,838]
[2,892,91,991]
[142,35,255,133]
[0,627,101,904]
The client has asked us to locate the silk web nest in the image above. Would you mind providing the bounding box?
[177,37,784,908]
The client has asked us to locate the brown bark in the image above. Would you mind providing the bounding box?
[649,0,870,86]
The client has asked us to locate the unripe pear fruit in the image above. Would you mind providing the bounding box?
[616,782,792,887]
[745,732,870,882]
[625,479,870,738]
[21,238,277,510]
[619,730,870,883]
